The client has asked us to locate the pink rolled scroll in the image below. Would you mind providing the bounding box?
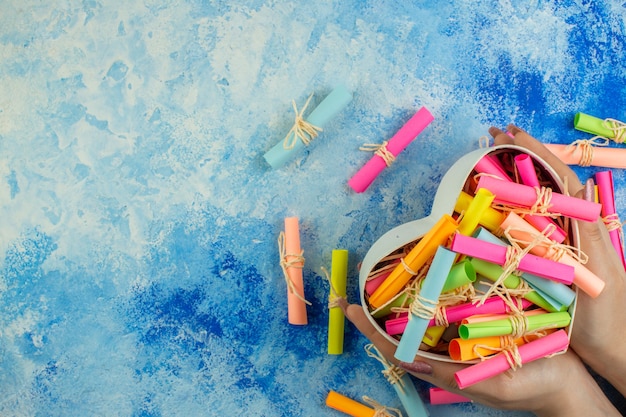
[513,154,567,243]
[450,233,575,285]
[476,175,602,222]
[460,308,546,325]
[544,143,626,169]
[501,212,605,298]
[595,171,626,268]
[454,329,569,389]
[384,296,532,335]
[385,315,408,336]
[348,107,434,193]
[429,387,471,405]
[474,155,512,181]
[365,270,393,296]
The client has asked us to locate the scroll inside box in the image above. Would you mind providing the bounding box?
[358,144,601,387]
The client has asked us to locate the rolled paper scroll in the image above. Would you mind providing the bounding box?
[468,258,561,312]
[513,153,539,188]
[595,171,626,268]
[384,315,444,345]
[522,273,576,308]
[543,143,626,169]
[264,85,353,169]
[365,344,430,417]
[365,270,392,296]
[395,246,456,362]
[455,191,505,233]
[328,249,349,355]
[385,296,532,335]
[281,217,308,325]
[473,228,576,307]
[365,258,401,296]
[574,112,624,141]
[429,296,533,327]
[454,329,570,389]
[460,309,547,325]
[513,154,567,243]
[422,325,446,348]
[372,292,411,319]
[441,259,476,292]
[476,175,602,222]
[450,233,575,285]
[449,335,527,361]
[500,212,605,298]
[348,106,434,193]
[385,314,410,336]
[458,311,571,339]
[526,284,570,312]
[429,387,471,405]
[374,259,475,320]
[325,391,376,417]
[457,188,496,236]
[369,214,458,309]
[474,155,512,181]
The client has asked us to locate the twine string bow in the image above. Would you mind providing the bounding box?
[360,141,396,167]
[282,94,323,150]
[566,136,610,167]
[364,344,407,394]
[321,266,343,309]
[277,232,311,305]
[362,396,404,417]
[602,118,626,144]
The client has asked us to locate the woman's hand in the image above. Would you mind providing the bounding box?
[339,298,620,416]
[490,125,626,396]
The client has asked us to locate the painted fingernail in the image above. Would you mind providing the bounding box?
[398,360,433,375]
[584,178,594,202]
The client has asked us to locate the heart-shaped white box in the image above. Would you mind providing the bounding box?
[358,145,578,363]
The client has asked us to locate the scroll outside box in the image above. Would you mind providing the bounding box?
[328,249,348,355]
[283,217,308,325]
[348,106,434,193]
[263,85,353,169]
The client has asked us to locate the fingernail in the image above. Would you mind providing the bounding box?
[399,360,433,375]
[584,178,594,202]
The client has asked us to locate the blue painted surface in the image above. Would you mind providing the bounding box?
[0,1,624,416]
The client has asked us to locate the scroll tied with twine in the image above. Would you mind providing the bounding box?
[491,185,563,218]
[475,336,524,373]
[409,293,439,322]
[362,396,404,417]
[277,231,311,305]
[360,141,396,167]
[603,118,626,144]
[282,94,323,150]
[565,136,610,167]
[321,267,343,309]
[603,213,626,255]
[477,226,546,306]
[365,344,408,395]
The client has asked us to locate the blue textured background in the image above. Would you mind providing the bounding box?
[1,1,624,416]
